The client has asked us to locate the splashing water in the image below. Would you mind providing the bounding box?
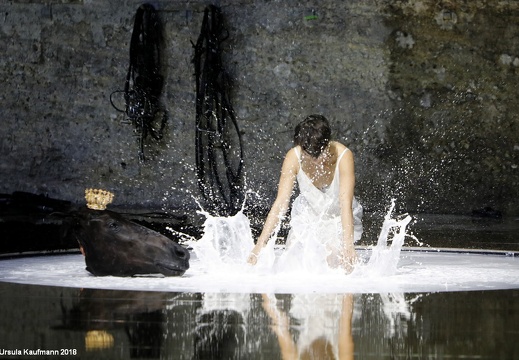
[362,199,412,276]
[189,209,255,272]
[187,199,412,278]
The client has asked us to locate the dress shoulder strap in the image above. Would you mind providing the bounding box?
[294,147,302,162]
[337,148,349,162]
[336,148,349,167]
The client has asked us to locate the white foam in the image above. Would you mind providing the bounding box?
[0,248,517,293]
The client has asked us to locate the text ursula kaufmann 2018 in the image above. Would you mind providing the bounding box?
[0,348,77,356]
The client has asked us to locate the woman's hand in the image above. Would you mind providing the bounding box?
[247,252,258,265]
[247,244,262,265]
[341,245,358,273]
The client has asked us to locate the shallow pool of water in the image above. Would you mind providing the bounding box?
[0,281,518,359]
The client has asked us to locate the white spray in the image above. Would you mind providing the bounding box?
[186,199,412,278]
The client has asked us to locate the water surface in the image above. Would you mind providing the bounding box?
[0,282,518,359]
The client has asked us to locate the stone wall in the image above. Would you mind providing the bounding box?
[382,1,519,215]
[1,0,518,216]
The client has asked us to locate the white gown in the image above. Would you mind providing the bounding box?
[278,147,363,272]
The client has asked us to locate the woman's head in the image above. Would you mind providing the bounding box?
[294,114,331,158]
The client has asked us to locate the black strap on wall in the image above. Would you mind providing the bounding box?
[110,3,167,161]
[192,5,244,216]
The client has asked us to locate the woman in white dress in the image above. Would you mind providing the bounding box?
[248,114,362,271]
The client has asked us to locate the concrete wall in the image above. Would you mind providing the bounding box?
[1,0,518,216]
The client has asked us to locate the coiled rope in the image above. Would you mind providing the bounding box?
[192,5,244,216]
[110,3,167,161]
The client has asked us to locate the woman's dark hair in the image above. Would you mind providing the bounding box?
[294,114,331,158]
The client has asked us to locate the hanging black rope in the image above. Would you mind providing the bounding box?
[110,3,167,161]
[192,5,244,216]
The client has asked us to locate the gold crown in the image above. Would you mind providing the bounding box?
[85,188,114,210]
[85,330,114,351]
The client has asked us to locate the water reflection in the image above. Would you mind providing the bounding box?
[194,293,250,359]
[262,293,354,360]
[59,289,170,357]
[0,282,518,359]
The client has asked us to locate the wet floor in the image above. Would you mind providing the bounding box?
[0,281,518,359]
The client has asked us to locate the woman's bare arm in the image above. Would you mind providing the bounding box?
[248,149,299,264]
[338,148,358,271]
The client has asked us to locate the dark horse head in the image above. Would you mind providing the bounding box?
[68,208,190,277]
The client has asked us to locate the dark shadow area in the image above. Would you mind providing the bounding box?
[0,191,199,256]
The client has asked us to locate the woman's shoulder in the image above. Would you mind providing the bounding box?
[279,147,300,175]
[283,147,300,165]
[331,141,350,154]
[286,146,301,158]
[332,142,354,169]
